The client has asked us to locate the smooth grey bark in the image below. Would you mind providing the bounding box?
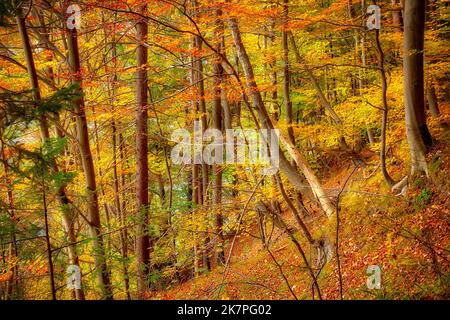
[228,17,335,218]
[403,0,433,176]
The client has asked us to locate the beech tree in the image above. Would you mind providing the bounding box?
[403,0,433,176]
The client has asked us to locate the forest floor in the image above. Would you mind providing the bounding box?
[148,106,450,300]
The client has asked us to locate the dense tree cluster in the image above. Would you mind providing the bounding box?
[0,0,448,300]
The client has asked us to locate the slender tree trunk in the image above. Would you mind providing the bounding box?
[189,17,201,276]
[42,187,56,300]
[228,17,335,218]
[109,14,131,299]
[281,0,307,216]
[66,25,113,299]
[403,0,432,176]
[1,139,19,300]
[391,0,404,31]
[267,21,279,121]
[135,4,151,299]
[426,81,440,118]
[118,132,131,299]
[92,106,112,272]
[288,33,342,126]
[191,101,200,276]
[213,7,225,266]
[275,175,315,245]
[282,0,294,144]
[360,0,367,94]
[18,11,85,299]
[374,29,395,186]
[348,0,360,97]
[288,33,351,152]
[16,16,49,140]
[191,0,211,272]
[113,122,131,300]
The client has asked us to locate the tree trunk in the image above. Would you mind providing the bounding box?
[282,0,307,216]
[190,14,201,276]
[403,0,432,176]
[213,7,225,266]
[228,17,335,218]
[42,187,56,300]
[359,0,367,94]
[118,132,131,299]
[282,0,295,144]
[66,25,113,299]
[191,0,211,272]
[374,29,395,186]
[426,81,440,118]
[16,16,49,140]
[18,12,85,300]
[135,4,151,299]
[266,21,279,121]
[391,0,404,31]
[109,15,131,299]
[288,33,342,126]
[1,139,19,300]
[288,33,351,153]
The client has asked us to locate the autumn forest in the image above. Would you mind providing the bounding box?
[0,0,448,301]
